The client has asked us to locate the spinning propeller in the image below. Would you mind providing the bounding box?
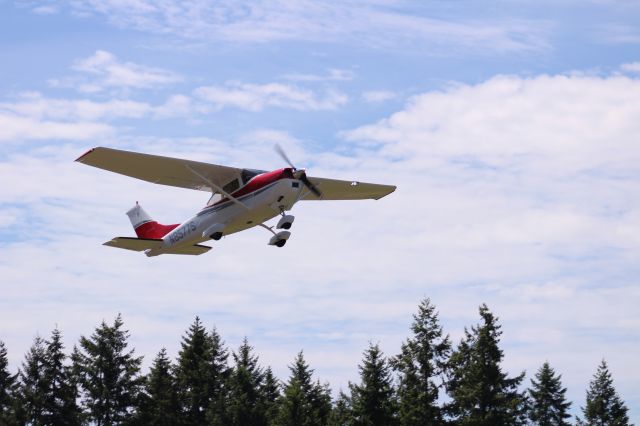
[275,144,322,198]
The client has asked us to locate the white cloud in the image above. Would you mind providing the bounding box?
[621,61,640,73]
[194,81,348,111]
[362,90,397,103]
[0,112,113,142]
[28,1,548,53]
[0,92,203,132]
[51,50,182,93]
[283,68,355,82]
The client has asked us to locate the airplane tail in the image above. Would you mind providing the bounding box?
[126,202,178,239]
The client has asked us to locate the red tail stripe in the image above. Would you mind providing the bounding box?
[135,221,179,239]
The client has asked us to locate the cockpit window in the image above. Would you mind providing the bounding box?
[223,178,240,194]
[241,169,263,185]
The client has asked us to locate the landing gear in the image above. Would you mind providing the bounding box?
[277,214,295,230]
[210,232,223,241]
[259,223,291,248]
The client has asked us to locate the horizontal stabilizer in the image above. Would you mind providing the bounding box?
[103,237,163,251]
[165,244,212,255]
[103,237,211,255]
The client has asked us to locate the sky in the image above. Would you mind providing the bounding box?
[1,0,639,421]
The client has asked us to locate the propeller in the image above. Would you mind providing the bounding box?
[274,144,322,198]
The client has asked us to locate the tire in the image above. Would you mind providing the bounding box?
[275,239,286,247]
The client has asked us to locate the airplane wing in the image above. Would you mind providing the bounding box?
[76,147,244,192]
[303,177,396,201]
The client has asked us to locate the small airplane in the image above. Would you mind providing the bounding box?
[76,146,396,256]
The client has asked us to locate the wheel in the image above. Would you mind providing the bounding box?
[211,232,223,241]
[281,222,292,230]
[275,239,286,247]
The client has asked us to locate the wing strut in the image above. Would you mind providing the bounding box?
[185,165,250,211]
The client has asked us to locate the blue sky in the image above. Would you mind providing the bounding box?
[1,0,640,421]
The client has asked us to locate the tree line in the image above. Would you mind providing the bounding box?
[0,298,632,425]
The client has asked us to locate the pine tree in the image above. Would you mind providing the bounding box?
[577,360,630,426]
[224,337,267,426]
[349,343,398,426]
[329,390,353,426]
[445,304,527,426]
[18,335,48,424]
[205,326,231,425]
[175,316,213,424]
[528,362,571,426]
[0,340,19,424]
[262,366,281,424]
[311,379,333,426]
[391,298,451,426]
[41,328,81,425]
[277,351,330,426]
[72,314,144,425]
[136,348,180,425]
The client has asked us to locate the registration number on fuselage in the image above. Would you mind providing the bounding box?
[167,221,197,244]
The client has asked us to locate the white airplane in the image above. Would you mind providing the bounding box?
[76,146,396,256]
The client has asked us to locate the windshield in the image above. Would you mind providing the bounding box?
[241,169,263,185]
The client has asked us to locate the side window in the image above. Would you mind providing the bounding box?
[223,178,240,194]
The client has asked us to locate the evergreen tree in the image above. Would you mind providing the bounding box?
[391,298,451,426]
[224,337,267,425]
[41,328,81,425]
[205,326,231,425]
[445,304,527,426]
[349,343,397,426]
[72,314,144,425]
[0,340,19,424]
[136,348,180,425]
[528,362,571,426]
[577,360,630,426]
[329,390,353,426]
[18,335,48,424]
[311,379,333,426]
[277,351,330,426]
[262,367,281,424]
[175,316,213,424]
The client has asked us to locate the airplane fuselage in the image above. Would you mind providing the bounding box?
[147,170,302,256]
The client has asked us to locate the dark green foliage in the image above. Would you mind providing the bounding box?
[350,343,398,426]
[175,316,215,424]
[224,337,267,426]
[445,304,527,426]
[0,340,19,424]
[329,390,353,426]
[72,314,144,425]
[528,362,571,426]
[17,335,48,424]
[391,298,451,426]
[41,328,81,425]
[577,360,630,426]
[277,351,331,426]
[136,348,180,425]
[263,366,281,424]
[204,326,232,425]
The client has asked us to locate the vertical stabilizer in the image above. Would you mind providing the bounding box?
[125,203,179,239]
[126,202,153,229]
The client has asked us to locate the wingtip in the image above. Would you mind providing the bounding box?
[75,147,97,162]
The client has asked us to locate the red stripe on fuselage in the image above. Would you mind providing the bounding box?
[135,221,179,239]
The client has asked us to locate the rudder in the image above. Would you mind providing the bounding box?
[126,202,178,239]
